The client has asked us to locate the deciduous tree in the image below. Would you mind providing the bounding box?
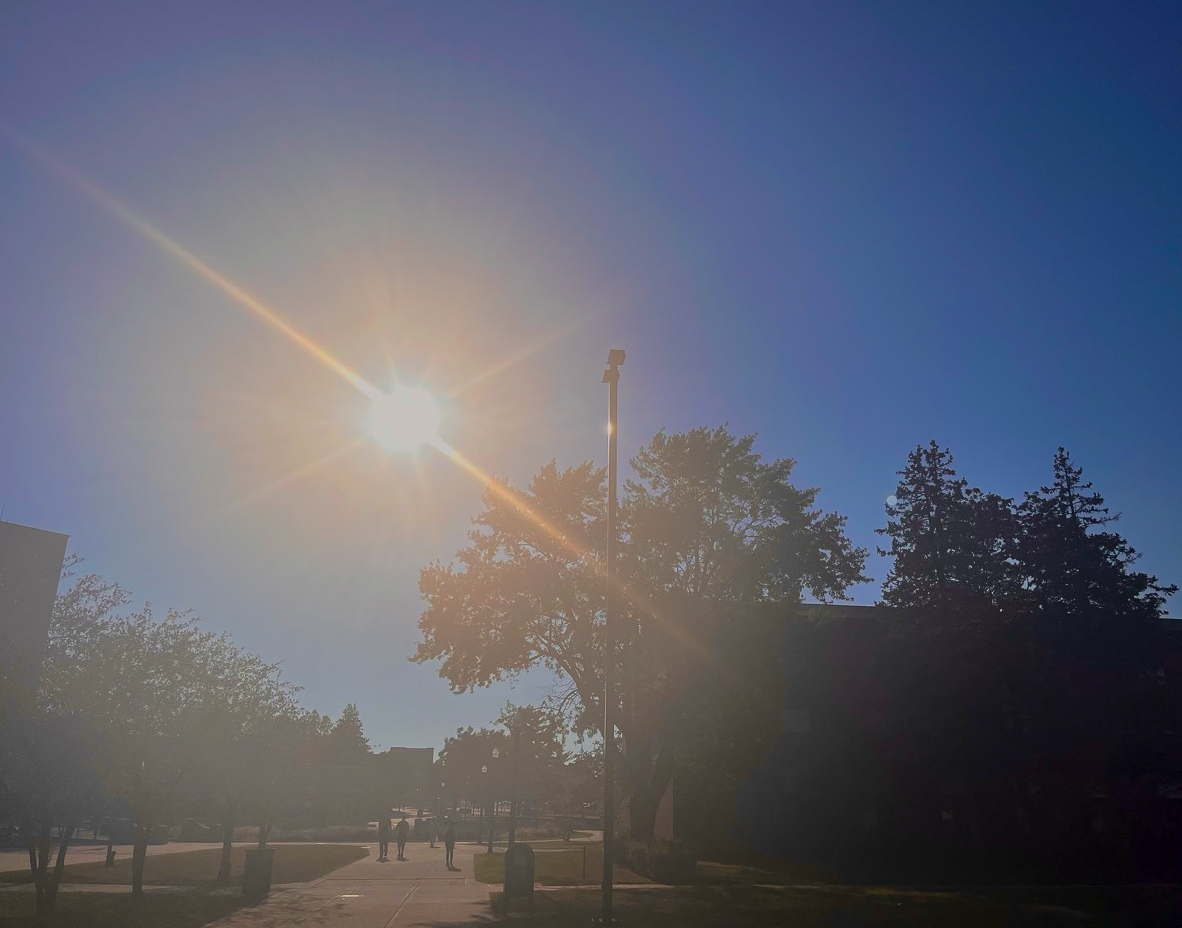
[415,426,867,841]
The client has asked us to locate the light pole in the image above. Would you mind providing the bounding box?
[485,747,500,853]
[600,347,625,925]
[507,724,521,848]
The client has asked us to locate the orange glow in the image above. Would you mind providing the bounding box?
[434,438,596,564]
[12,132,713,667]
[7,130,377,401]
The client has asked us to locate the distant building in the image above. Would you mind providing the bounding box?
[720,604,1182,881]
[0,520,69,686]
[306,746,435,824]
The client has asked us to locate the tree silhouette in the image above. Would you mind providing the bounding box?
[325,703,372,763]
[415,425,866,840]
[877,441,1018,618]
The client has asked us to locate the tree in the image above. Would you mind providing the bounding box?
[437,726,509,828]
[1015,447,1174,663]
[495,704,569,815]
[1011,449,1177,851]
[1,708,102,920]
[877,441,1018,618]
[873,445,1177,874]
[0,564,126,917]
[41,569,302,893]
[325,704,371,763]
[415,425,867,841]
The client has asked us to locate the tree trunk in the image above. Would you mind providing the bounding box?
[29,823,74,921]
[26,831,38,882]
[625,750,675,843]
[44,822,74,914]
[29,835,49,919]
[131,824,148,895]
[217,806,235,883]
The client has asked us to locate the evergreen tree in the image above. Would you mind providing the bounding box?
[1015,447,1175,667]
[1009,448,1176,860]
[326,704,371,762]
[877,441,1017,616]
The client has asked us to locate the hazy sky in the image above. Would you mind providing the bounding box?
[2,1,1179,752]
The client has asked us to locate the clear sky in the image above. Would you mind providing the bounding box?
[2,1,1179,752]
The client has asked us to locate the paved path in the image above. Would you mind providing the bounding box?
[205,842,494,928]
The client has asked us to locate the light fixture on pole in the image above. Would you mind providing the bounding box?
[486,748,500,853]
[599,347,625,925]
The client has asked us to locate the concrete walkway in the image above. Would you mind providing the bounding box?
[205,842,494,928]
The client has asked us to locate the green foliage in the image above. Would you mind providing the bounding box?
[1015,447,1175,661]
[871,443,1178,876]
[416,460,606,697]
[415,425,867,841]
[325,703,371,762]
[877,441,1018,615]
[495,704,571,810]
[626,427,867,603]
[2,559,326,907]
[621,837,697,883]
[437,725,510,808]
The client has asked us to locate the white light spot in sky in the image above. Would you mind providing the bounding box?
[886,495,897,508]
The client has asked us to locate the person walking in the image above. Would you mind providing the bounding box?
[395,816,410,861]
[444,820,457,870]
[377,814,390,862]
[429,817,438,848]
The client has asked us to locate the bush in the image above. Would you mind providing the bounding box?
[232,824,376,843]
[621,838,696,884]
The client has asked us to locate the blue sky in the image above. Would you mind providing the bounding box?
[2,1,1179,751]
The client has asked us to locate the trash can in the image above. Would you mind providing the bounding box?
[503,843,535,915]
[243,847,275,901]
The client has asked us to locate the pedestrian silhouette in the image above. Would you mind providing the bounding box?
[444,820,457,870]
[377,814,390,862]
[395,816,410,860]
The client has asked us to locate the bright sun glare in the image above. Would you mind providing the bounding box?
[366,383,441,453]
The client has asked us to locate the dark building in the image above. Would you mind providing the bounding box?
[307,747,435,824]
[721,605,1182,882]
[0,520,69,687]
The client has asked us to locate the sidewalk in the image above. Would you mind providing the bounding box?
[205,841,494,927]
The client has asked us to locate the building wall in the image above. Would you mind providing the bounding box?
[0,520,69,685]
[729,606,1182,881]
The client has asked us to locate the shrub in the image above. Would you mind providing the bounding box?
[621,837,696,883]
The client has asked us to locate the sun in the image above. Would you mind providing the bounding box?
[366,383,442,453]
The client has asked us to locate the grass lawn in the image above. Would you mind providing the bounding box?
[490,880,1182,926]
[0,844,367,887]
[472,843,649,886]
[0,890,245,928]
[489,884,1106,927]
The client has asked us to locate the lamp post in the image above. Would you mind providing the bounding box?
[485,747,500,853]
[507,724,521,848]
[600,348,625,925]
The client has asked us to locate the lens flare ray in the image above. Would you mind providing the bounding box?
[11,130,715,668]
[7,129,377,400]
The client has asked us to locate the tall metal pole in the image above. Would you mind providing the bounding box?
[507,725,520,848]
[600,348,625,925]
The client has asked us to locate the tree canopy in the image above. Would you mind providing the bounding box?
[1,561,331,904]
[877,441,1018,616]
[415,425,867,839]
